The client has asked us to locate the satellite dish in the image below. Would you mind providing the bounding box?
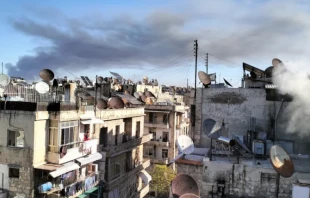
[133,92,140,99]
[171,174,200,198]
[35,82,50,94]
[145,97,153,105]
[97,98,108,110]
[179,193,200,198]
[145,91,156,98]
[39,69,54,82]
[272,58,283,68]
[223,78,232,87]
[265,66,274,78]
[97,76,104,83]
[177,135,194,155]
[108,97,125,109]
[0,74,11,86]
[269,145,294,178]
[198,71,211,86]
[140,95,147,102]
[137,91,144,96]
[203,119,222,139]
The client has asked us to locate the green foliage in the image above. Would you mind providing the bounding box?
[149,164,176,198]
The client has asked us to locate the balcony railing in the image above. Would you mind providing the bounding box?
[99,134,152,157]
[151,158,169,164]
[104,159,150,191]
[144,122,169,129]
[145,140,170,147]
[47,139,99,164]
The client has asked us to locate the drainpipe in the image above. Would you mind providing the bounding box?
[274,98,284,144]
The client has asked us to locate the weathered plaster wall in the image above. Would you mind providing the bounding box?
[195,88,310,154]
[177,161,310,198]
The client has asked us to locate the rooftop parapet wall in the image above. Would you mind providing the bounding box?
[96,107,145,120]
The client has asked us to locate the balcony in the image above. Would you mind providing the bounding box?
[104,159,150,191]
[151,158,169,165]
[47,139,99,164]
[145,140,170,147]
[145,122,170,129]
[99,134,153,157]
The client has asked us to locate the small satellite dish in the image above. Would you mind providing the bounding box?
[35,82,50,94]
[269,145,294,178]
[145,91,156,98]
[171,174,200,198]
[97,98,108,110]
[203,119,222,139]
[133,92,140,99]
[108,97,125,109]
[272,58,283,68]
[177,135,194,155]
[179,193,200,198]
[0,74,11,86]
[140,95,147,102]
[223,78,233,87]
[39,69,54,82]
[198,71,211,86]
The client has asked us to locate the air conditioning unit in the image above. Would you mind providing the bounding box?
[252,140,264,155]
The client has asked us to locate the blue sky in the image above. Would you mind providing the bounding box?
[1,0,310,87]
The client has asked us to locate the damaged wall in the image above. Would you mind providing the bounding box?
[177,161,310,198]
[195,88,310,155]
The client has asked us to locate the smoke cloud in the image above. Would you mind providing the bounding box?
[273,62,310,135]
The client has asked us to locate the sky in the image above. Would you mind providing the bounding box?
[1,0,310,87]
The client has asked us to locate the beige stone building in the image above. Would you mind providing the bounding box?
[0,80,152,198]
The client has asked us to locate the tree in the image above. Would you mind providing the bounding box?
[149,164,176,198]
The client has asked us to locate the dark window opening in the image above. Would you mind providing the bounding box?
[9,168,19,178]
[162,149,168,158]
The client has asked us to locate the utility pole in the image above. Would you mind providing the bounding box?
[194,40,198,99]
[205,53,208,74]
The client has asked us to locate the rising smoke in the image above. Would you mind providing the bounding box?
[272,61,310,135]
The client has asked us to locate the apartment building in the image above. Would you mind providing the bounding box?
[142,104,189,169]
[0,76,152,198]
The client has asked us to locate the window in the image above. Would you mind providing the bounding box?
[162,149,168,158]
[9,168,19,178]
[163,132,169,142]
[60,121,79,148]
[149,113,156,123]
[7,130,24,147]
[143,147,154,158]
[150,131,156,141]
[163,114,169,124]
[110,153,126,181]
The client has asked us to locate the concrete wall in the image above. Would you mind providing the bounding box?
[195,88,310,154]
[177,161,310,198]
[0,111,35,197]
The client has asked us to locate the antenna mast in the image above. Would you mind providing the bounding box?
[205,53,208,74]
[194,40,198,99]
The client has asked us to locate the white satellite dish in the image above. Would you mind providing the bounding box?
[0,74,11,86]
[167,135,194,166]
[0,87,4,97]
[35,82,50,94]
[177,135,195,155]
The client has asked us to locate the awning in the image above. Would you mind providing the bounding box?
[139,170,152,184]
[35,163,63,171]
[49,162,80,178]
[81,118,104,125]
[78,186,99,198]
[76,153,103,166]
